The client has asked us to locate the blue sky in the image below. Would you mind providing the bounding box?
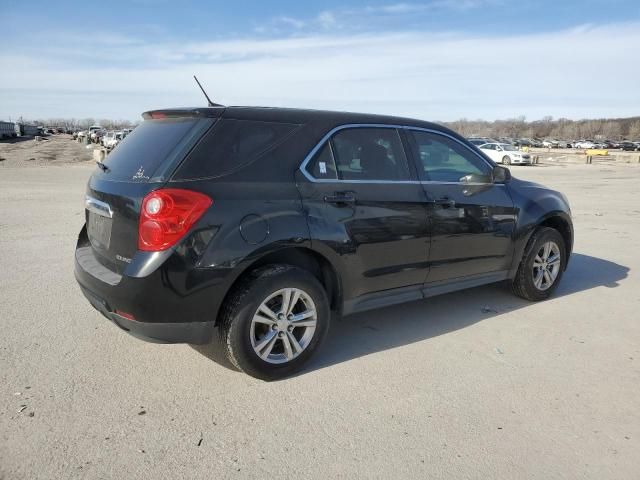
[1,0,639,121]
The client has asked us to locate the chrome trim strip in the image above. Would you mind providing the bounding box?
[85,195,113,218]
[298,123,498,185]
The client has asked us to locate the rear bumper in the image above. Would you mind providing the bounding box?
[74,226,222,345]
[77,282,215,344]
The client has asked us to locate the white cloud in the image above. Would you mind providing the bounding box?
[273,16,307,29]
[1,22,639,121]
[317,11,339,29]
[373,3,428,14]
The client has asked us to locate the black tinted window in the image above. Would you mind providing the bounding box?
[99,118,208,182]
[410,131,491,183]
[174,119,299,179]
[331,128,410,181]
[307,143,338,180]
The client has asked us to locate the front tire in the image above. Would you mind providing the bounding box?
[218,265,330,380]
[512,227,566,301]
[502,155,511,165]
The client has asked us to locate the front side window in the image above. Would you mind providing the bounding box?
[409,130,491,183]
[330,128,410,181]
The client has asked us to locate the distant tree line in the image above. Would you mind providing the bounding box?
[442,116,640,140]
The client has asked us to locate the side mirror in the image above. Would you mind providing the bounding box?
[492,165,511,183]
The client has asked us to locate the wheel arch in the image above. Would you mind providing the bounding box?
[537,214,573,263]
[214,246,342,325]
[510,211,573,277]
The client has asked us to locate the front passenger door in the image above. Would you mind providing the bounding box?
[406,129,517,284]
[296,126,431,303]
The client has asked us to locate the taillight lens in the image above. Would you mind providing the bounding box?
[138,189,212,251]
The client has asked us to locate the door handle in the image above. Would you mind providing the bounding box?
[324,192,356,205]
[433,197,456,208]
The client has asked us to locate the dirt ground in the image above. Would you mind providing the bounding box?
[0,135,94,168]
[1,138,639,479]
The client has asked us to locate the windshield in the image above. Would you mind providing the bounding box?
[501,144,518,151]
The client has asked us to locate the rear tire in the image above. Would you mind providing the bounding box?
[512,227,566,301]
[218,265,330,381]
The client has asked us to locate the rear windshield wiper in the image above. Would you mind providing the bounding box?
[96,160,110,172]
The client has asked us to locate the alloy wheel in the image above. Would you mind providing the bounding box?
[250,288,317,364]
[532,241,561,291]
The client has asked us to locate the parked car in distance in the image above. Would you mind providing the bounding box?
[542,139,565,148]
[479,142,533,165]
[619,141,638,151]
[574,140,596,149]
[75,106,573,380]
[467,137,494,146]
[513,138,531,147]
[103,131,126,150]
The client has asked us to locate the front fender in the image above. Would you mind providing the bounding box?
[508,180,573,276]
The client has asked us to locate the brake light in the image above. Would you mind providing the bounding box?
[115,310,136,321]
[138,189,212,251]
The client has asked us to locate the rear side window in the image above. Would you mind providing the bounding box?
[173,119,299,180]
[99,118,210,182]
[331,128,410,181]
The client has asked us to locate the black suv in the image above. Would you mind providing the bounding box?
[75,106,573,380]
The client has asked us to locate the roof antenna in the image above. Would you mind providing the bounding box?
[193,75,224,107]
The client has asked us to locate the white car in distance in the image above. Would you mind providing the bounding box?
[574,140,596,149]
[103,131,125,150]
[479,143,532,165]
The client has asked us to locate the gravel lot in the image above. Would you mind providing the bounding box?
[1,138,639,479]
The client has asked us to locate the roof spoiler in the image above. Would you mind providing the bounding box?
[141,108,225,120]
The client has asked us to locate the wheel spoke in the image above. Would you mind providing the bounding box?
[287,331,303,354]
[291,310,315,323]
[543,242,552,260]
[534,269,544,288]
[543,270,552,286]
[253,313,276,326]
[280,288,292,315]
[255,330,277,355]
[533,254,544,267]
[258,304,278,322]
[286,290,301,316]
[261,335,278,359]
[292,320,316,328]
[282,334,294,360]
[547,254,560,266]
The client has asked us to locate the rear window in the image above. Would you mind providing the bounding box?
[98,118,212,182]
[173,119,300,180]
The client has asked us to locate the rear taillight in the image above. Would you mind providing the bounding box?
[138,189,212,251]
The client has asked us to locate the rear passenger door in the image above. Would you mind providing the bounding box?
[296,126,431,304]
[405,129,517,284]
